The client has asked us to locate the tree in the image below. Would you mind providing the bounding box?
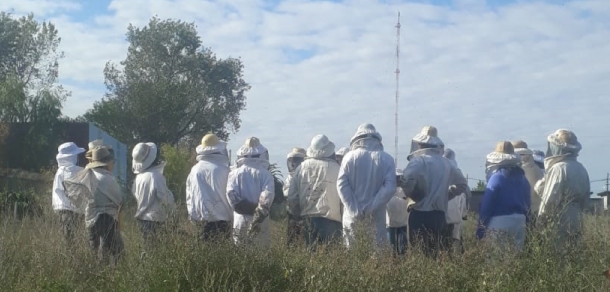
[473,180,487,192]
[84,17,250,146]
[0,12,68,123]
[0,13,68,171]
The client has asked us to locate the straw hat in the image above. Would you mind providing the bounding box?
[132,142,158,174]
[350,123,382,144]
[512,140,533,155]
[86,146,114,169]
[198,133,227,156]
[57,142,85,160]
[286,147,307,159]
[86,140,112,160]
[486,141,520,164]
[412,126,444,146]
[236,137,268,158]
[547,129,581,153]
[307,135,336,158]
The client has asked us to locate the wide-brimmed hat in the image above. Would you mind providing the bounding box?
[237,137,268,159]
[350,123,382,144]
[412,126,444,146]
[532,149,545,163]
[287,147,307,159]
[85,146,114,169]
[307,135,336,158]
[198,133,227,156]
[336,147,349,156]
[512,140,533,155]
[547,129,581,154]
[486,141,520,165]
[132,142,158,174]
[57,142,85,160]
[86,140,112,160]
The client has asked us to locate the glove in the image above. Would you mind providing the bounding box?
[248,206,269,236]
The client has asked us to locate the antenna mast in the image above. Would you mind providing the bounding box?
[394,12,401,166]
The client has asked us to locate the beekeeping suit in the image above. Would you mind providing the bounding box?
[337,123,396,248]
[537,129,590,251]
[226,137,275,248]
[443,148,467,240]
[283,148,307,197]
[512,140,544,216]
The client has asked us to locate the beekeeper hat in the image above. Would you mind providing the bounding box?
[412,126,444,146]
[486,141,520,165]
[198,133,227,156]
[132,142,158,174]
[237,137,268,158]
[350,123,382,144]
[287,147,307,159]
[57,142,85,160]
[512,140,533,155]
[307,135,335,158]
[85,146,114,169]
[336,147,349,156]
[547,129,581,153]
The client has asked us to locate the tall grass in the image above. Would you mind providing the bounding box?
[2,204,610,291]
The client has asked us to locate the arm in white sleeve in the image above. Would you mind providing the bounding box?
[369,155,397,213]
[337,153,360,217]
[538,167,565,216]
[286,169,301,217]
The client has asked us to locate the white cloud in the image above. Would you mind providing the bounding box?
[0,0,80,17]
[4,0,610,188]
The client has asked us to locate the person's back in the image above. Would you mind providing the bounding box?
[133,166,174,222]
[484,168,531,218]
[406,151,455,213]
[228,161,274,206]
[187,154,231,222]
[292,158,341,222]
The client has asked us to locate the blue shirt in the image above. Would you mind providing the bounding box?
[477,167,531,239]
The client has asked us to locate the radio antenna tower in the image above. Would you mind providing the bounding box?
[394,12,401,166]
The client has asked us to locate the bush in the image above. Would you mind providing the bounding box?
[160,144,193,204]
[0,189,43,219]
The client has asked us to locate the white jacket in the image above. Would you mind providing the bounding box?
[446,193,467,224]
[402,149,468,213]
[52,155,83,213]
[538,155,590,236]
[287,157,342,222]
[186,154,232,222]
[227,157,275,247]
[132,164,176,222]
[337,138,396,246]
[521,160,544,213]
[386,187,411,227]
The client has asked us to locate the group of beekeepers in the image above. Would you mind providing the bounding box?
[51,123,590,264]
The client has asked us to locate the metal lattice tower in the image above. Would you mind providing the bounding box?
[394,12,401,166]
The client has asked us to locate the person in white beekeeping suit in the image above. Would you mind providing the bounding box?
[337,123,396,249]
[512,141,544,224]
[226,137,275,248]
[52,142,86,246]
[536,129,590,252]
[284,147,307,246]
[131,142,176,254]
[186,133,233,241]
[288,135,342,250]
[386,168,412,256]
[532,149,545,171]
[401,126,468,257]
[335,147,349,166]
[443,148,468,254]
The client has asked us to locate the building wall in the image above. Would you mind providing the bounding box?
[88,123,128,185]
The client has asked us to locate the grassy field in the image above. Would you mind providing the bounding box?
[2,202,610,291]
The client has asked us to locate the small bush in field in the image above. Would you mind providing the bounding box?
[160,144,193,203]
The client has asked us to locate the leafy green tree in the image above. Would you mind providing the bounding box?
[473,180,487,192]
[84,17,250,146]
[0,12,68,123]
[0,13,68,171]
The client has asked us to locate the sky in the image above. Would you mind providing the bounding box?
[2,0,610,191]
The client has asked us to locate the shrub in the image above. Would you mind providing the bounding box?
[160,144,193,204]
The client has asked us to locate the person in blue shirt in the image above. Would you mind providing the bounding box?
[477,141,531,252]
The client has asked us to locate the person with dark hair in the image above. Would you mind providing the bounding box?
[477,142,530,252]
[131,142,175,255]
